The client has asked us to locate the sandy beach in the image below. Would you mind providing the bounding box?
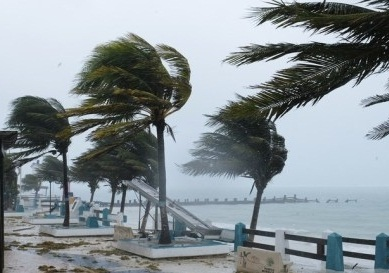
[3,217,383,273]
[4,217,237,273]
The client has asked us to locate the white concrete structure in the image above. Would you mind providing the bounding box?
[116,237,231,259]
[39,225,114,237]
[236,246,293,273]
[24,217,79,225]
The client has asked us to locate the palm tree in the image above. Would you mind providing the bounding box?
[35,155,64,212]
[21,174,41,207]
[64,33,191,244]
[225,1,389,120]
[7,96,72,226]
[70,159,102,203]
[76,131,158,213]
[35,155,63,184]
[181,101,287,241]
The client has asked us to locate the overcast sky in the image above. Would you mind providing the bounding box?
[1,1,388,202]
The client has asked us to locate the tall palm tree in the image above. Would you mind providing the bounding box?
[225,1,389,120]
[64,33,191,244]
[7,96,72,226]
[181,101,287,241]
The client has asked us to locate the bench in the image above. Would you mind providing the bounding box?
[236,246,293,273]
[79,206,127,228]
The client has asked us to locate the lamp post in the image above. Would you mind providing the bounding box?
[0,131,17,273]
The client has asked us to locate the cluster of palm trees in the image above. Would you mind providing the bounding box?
[6,34,190,244]
[5,1,386,245]
[5,32,287,244]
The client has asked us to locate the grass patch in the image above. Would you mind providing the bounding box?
[5,232,36,237]
[38,265,67,272]
[146,263,161,271]
[71,267,109,273]
[15,240,94,254]
[88,248,129,257]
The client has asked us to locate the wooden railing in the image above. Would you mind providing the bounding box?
[234,223,389,271]
[242,228,327,261]
[285,233,326,261]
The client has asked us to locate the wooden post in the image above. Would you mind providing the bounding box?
[326,233,344,271]
[375,233,389,269]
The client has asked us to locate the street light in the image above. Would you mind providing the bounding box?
[0,131,17,273]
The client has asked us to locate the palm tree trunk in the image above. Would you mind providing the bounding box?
[156,121,171,244]
[248,184,264,242]
[109,188,116,213]
[120,183,127,213]
[34,189,39,208]
[89,188,95,203]
[140,200,152,232]
[62,152,70,227]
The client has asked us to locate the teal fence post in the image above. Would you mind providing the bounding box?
[60,203,65,216]
[15,204,24,213]
[86,216,99,228]
[326,233,344,271]
[173,219,186,237]
[78,204,85,216]
[375,233,389,269]
[234,222,247,252]
[102,208,110,226]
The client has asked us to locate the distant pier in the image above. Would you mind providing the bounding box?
[262,194,319,204]
[105,194,319,207]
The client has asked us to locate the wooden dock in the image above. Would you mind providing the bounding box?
[104,194,319,207]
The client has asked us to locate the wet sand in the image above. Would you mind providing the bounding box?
[4,217,236,273]
[4,217,380,273]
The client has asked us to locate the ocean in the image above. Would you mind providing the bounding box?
[119,186,389,240]
[112,186,388,270]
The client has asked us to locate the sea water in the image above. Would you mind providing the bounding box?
[120,186,389,239]
[112,186,388,270]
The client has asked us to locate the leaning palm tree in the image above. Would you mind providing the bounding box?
[35,155,64,212]
[64,33,191,244]
[70,159,102,203]
[75,131,158,213]
[181,101,287,241]
[225,1,389,121]
[35,155,63,184]
[7,96,72,226]
[21,174,41,206]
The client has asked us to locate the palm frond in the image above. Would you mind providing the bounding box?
[7,96,70,156]
[366,119,389,139]
[227,41,389,119]
[361,93,389,107]
[360,0,389,9]
[249,1,387,44]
